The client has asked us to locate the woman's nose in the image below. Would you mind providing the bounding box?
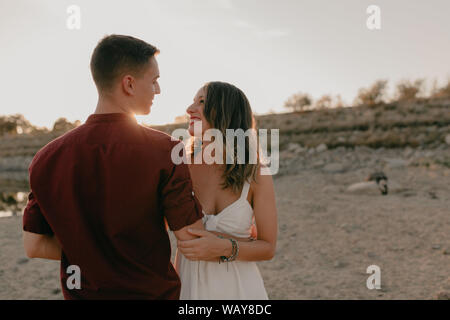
[186,104,195,114]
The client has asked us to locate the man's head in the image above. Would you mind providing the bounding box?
[90,35,160,115]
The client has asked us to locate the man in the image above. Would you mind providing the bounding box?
[22,34,204,299]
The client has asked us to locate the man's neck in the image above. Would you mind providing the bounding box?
[94,95,133,115]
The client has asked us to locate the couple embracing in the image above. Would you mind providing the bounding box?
[22,35,278,300]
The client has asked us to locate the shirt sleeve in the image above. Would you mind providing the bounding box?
[22,191,54,235]
[160,161,204,232]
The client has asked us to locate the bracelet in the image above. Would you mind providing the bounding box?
[226,238,237,262]
[229,238,239,262]
[217,235,239,263]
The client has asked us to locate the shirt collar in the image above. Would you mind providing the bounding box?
[85,113,137,124]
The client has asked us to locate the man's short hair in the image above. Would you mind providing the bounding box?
[90,34,159,91]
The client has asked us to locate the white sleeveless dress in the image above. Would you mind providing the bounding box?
[175,181,269,300]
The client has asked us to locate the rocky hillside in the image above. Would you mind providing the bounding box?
[0,97,449,174]
[154,97,450,149]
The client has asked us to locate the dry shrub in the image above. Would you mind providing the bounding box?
[354,80,388,106]
[396,79,425,101]
[432,79,450,98]
[284,92,312,112]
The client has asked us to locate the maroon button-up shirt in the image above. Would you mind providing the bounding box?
[22,112,203,299]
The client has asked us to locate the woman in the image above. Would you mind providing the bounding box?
[175,81,278,299]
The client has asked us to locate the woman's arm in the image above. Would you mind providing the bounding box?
[230,172,278,261]
[177,169,278,262]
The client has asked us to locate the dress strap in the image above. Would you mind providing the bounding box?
[240,181,250,200]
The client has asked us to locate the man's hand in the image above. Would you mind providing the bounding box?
[209,230,255,242]
[172,218,205,241]
[177,229,231,261]
[250,223,257,239]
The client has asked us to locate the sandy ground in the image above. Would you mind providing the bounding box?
[1,155,449,299]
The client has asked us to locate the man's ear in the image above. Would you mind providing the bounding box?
[121,75,135,96]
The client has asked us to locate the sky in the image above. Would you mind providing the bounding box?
[0,0,449,129]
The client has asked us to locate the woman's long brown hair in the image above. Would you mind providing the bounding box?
[197,81,259,193]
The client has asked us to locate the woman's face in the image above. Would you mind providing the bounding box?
[186,87,212,136]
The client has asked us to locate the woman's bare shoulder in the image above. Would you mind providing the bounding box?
[251,165,274,192]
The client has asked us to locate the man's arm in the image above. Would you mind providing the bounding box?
[22,190,60,260]
[23,231,61,260]
[161,143,206,241]
[172,218,205,241]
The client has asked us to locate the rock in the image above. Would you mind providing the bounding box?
[323,163,346,173]
[435,277,450,300]
[333,260,346,268]
[0,170,28,181]
[335,146,347,153]
[424,151,435,158]
[280,150,296,160]
[355,146,372,153]
[0,156,33,171]
[417,133,426,143]
[413,150,423,158]
[287,143,306,154]
[346,181,381,195]
[432,244,441,250]
[403,147,414,158]
[16,257,29,265]
[428,191,438,199]
[436,291,450,300]
[316,143,328,153]
[52,288,61,295]
[383,158,408,169]
[313,160,325,168]
[445,134,450,145]
[351,247,362,254]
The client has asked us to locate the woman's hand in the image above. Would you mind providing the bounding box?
[177,229,231,261]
